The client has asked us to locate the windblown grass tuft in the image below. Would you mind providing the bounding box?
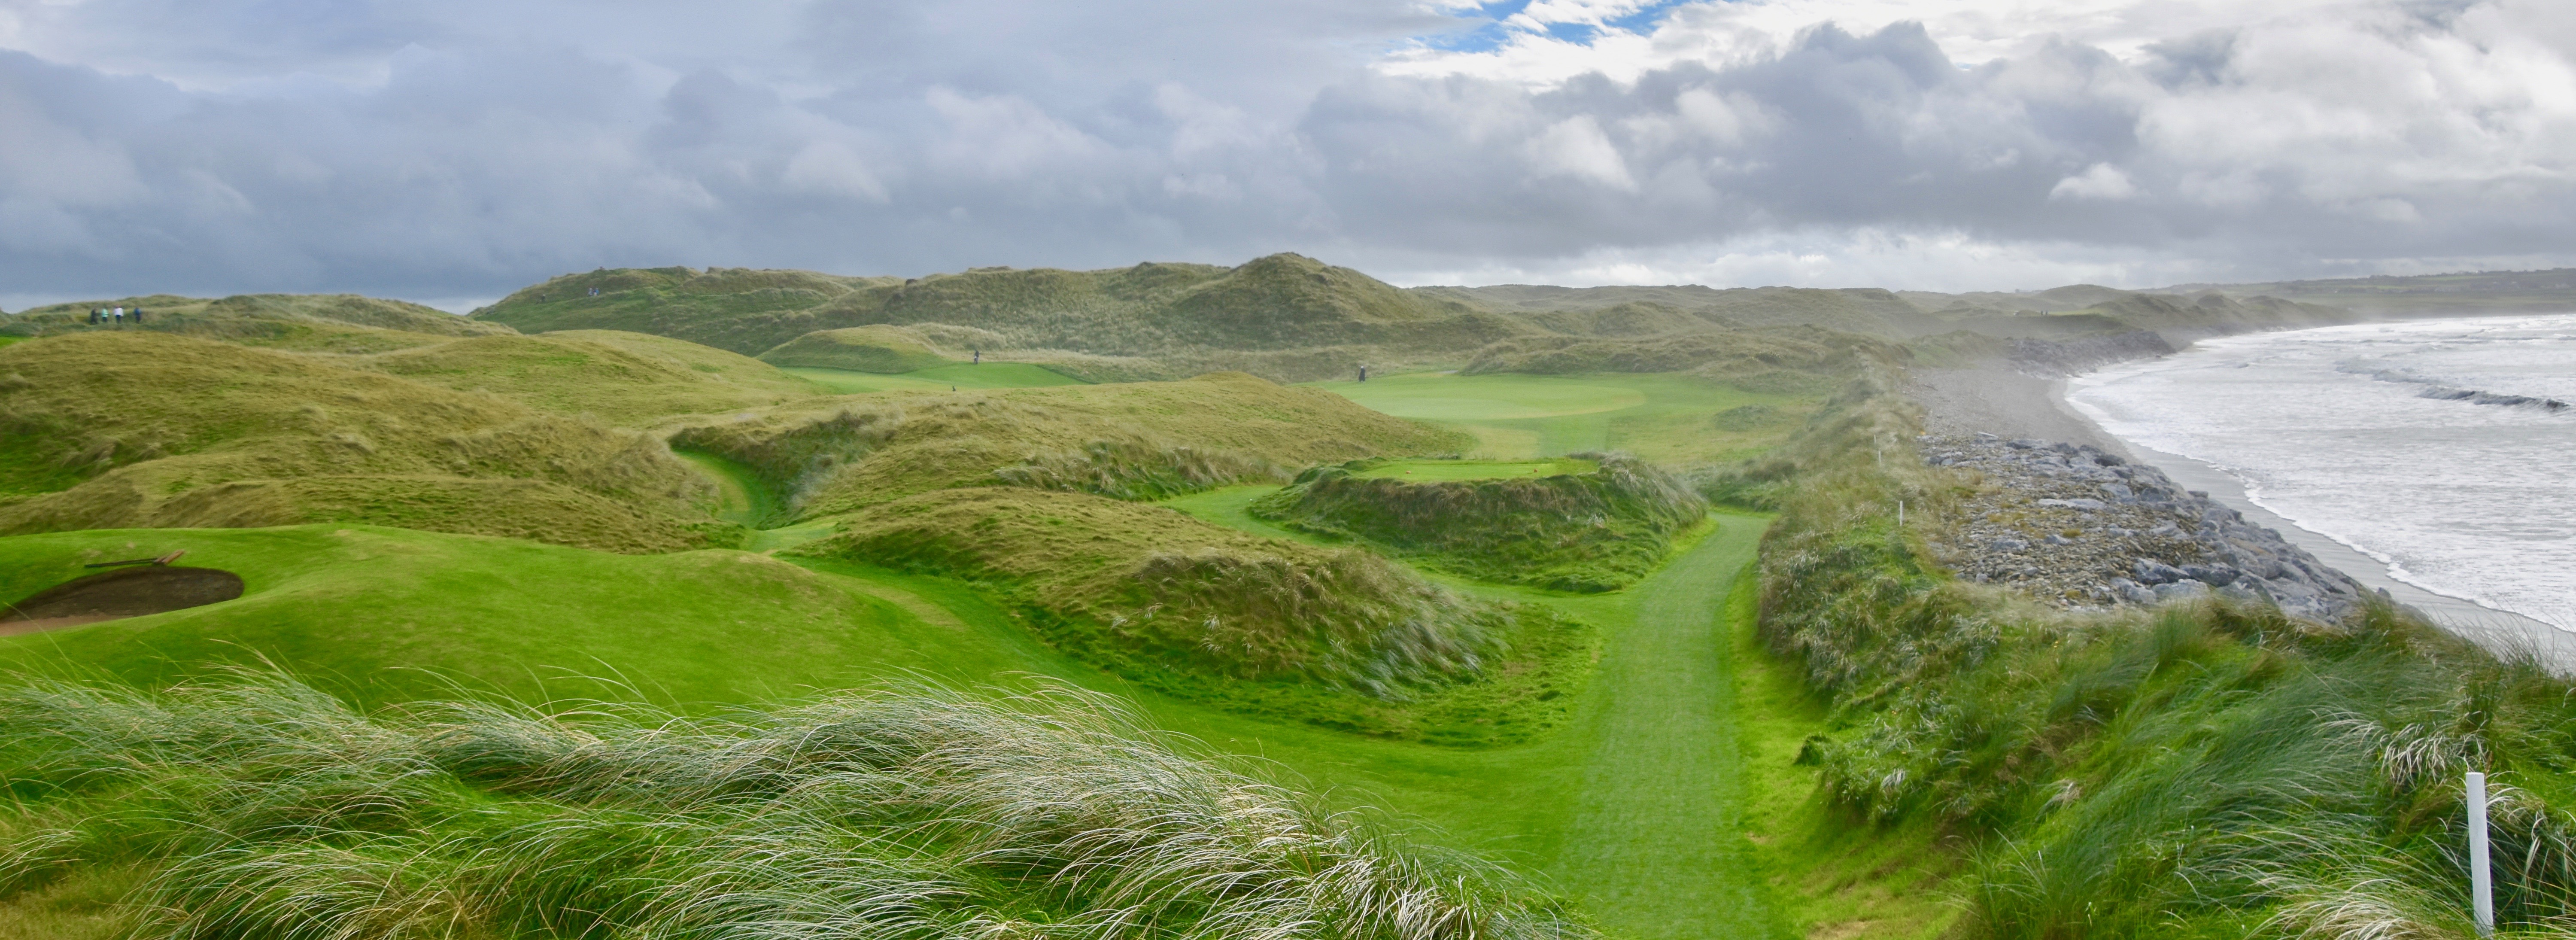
[1742,362,2576,937]
[0,672,1589,939]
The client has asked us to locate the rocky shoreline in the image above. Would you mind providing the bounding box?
[1921,432,2385,622]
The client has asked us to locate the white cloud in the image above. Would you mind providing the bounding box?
[0,0,2567,304]
[1525,116,1637,190]
[2049,163,2136,201]
[781,140,887,202]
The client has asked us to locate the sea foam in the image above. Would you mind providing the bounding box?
[2067,313,2576,631]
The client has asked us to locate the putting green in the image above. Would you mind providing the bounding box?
[1306,371,1815,464]
[781,362,1084,394]
[1349,458,1597,481]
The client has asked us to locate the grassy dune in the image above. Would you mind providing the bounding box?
[781,362,1084,393]
[364,329,829,423]
[1309,371,1812,465]
[754,323,959,372]
[1252,453,1707,592]
[0,333,732,553]
[668,373,1467,522]
[1353,458,1597,481]
[793,487,1590,743]
[1461,326,1904,398]
[1,293,512,353]
[472,255,1533,382]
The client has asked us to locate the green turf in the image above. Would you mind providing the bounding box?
[1728,572,1959,939]
[1349,458,1597,481]
[776,362,1086,393]
[0,336,22,348]
[0,526,1083,709]
[0,510,1809,937]
[1139,512,1791,939]
[674,450,774,529]
[1306,371,1815,464]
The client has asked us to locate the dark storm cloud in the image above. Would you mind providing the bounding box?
[0,0,2567,301]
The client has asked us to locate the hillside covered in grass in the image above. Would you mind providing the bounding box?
[1460,324,1908,396]
[0,332,733,553]
[0,526,987,705]
[1,292,514,353]
[466,252,2351,395]
[1700,366,2576,938]
[473,254,1534,382]
[669,372,1469,523]
[795,487,1592,743]
[1252,454,1707,592]
[363,329,829,423]
[754,323,963,372]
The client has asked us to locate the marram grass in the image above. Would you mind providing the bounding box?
[1740,364,2576,938]
[0,672,1590,940]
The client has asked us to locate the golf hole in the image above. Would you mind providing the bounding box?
[0,566,245,635]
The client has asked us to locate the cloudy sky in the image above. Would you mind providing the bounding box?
[1,0,2570,308]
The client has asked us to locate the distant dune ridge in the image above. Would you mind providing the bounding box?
[668,372,1467,523]
[453,253,2366,387]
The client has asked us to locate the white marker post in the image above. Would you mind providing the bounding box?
[2470,770,2494,937]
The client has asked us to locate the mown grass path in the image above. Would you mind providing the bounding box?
[1150,496,1788,938]
[1545,515,1779,937]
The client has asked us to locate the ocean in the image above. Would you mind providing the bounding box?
[2066,313,2576,633]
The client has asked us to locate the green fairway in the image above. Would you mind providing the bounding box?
[781,362,1084,393]
[1140,512,1789,939]
[1349,457,1597,481]
[1306,371,1815,464]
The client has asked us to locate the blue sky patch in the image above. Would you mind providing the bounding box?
[1420,0,1701,52]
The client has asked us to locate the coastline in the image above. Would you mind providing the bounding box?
[1908,357,2576,666]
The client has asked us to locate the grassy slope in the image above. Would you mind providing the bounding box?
[670,373,1469,521]
[1415,284,1944,337]
[471,255,1532,383]
[1308,371,1811,465]
[1249,453,1707,592]
[0,332,730,554]
[361,329,829,423]
[1353,458,1596,481]
[0,526,1070,709]
[1,294,513,354]
[781,362,1084,393]
[754,324,957,372]
[789,487,1588,744]
[1731,573,1959,939]
[0,365,1871,938]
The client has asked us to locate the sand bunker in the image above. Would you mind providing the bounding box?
[0,566,244,636]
